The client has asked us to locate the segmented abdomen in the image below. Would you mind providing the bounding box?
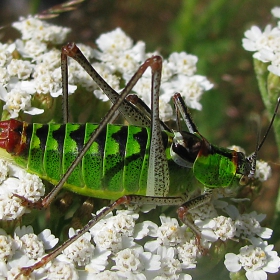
[20,123,169,199]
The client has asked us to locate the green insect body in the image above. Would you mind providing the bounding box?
[0,120,197,200]
[193,140,247,187]
[0,118,248,201]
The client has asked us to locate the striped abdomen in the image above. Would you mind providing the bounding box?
[10,122,190,199]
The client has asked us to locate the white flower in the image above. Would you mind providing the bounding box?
[7,59,33,80]
[234,211,272,240]
[112,247,142,272]
[63,228,94,267]
[0,43,13,67]
[12,16,70,44]
[110,210,139,236]
[198,216,236,242]
[0,193,26,220]
[0,161,45,220]
[133,221,158,240]
[38,229,59,250]
[34,49,61,71]
[46,258,79,280]
[95,27,133,54]
[267,52,280,75]
[255,160,271,182]
[85,250,111,274]
[157,215,186,246]
[88,270,119,279]
[15,39,47,58]
[0,84,43,118]
[15,172,45,203]
[0,230,16,261]
[18,233,45,260]
[242,25,280,53]
[224,242,280,280]
[14,226,55,260]
[0,68,9,85]
[168,52,198,76]
[157,246,182,277]
[161,74,213,111]
[177,239,199,269]
[144,215,186,253]
[271,7,280,18]
[93,225,123,252]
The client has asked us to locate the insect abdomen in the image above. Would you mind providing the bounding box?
[19,123,157,199]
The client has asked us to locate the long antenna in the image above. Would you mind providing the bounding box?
[257,97,280,152]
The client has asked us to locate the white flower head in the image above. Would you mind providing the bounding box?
[46,257,79,280]
[271,7,280,18]
[0,230,17,261]
[198,216,236,242]
[96,27,133,54]
[112,247,142,272]
[224,242,280,280]
[63,228,94,267]
[157,246,182,277]
[255,160,271,182]
[177,239,199,269]
[168,52,198,76]
[7,59,33,80]
[12,16,70,44]
[0,161,45,220]
[0,83,43,118]
[234,211,272,240]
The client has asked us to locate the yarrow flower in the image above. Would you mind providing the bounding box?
[0,159,44,220]
[242,7,280,76]
[224,241,280,280]
[0,15,213,122]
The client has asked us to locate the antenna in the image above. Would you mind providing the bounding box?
[257,97,280,152]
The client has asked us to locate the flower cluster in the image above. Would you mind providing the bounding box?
[0,225,58,279]
[0,159,44,220]
[242,7,280,76]
[0,16,212,122]
[0,16,72,119]
[1,197,279,279]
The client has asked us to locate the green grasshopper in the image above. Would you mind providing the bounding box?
[0,42,278,277]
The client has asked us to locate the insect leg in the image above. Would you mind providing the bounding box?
[63,44,170,197]
[17,51,170,207]
[172,92,200,135]
[62,42,151,127]
[18,195,185,277]
[177,190,212,251]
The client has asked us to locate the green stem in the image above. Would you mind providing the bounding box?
[253,59,280,154]
[254,59,280,234]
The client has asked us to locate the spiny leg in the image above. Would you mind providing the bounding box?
[18,49,171,276]
[177,190,212,252]
[18,194,185,277]
[172,92,200,135]
[61,42,151,127]
[19,190,213,276]
[18,50,167,209]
